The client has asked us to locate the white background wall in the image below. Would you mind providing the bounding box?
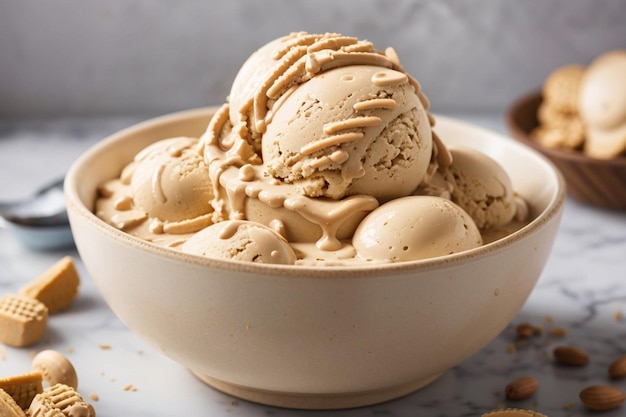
[1,0,625,118]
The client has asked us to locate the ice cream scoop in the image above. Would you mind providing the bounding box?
[129,137,213,222]
[181,220,297,264]
[443,146,519,229]
[262,65,432,201]
[579,50,626,159]
[352,195,482,262]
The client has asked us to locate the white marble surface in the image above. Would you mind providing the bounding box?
[1,114,626,416]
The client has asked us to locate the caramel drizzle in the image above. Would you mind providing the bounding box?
[163,213,213,235]
[323,116,382,134]
[353,98,397,112]
[308,150,350,169]
[197,103,229,154]
[252,33,389,133]
[300,132,364,156]
[305,51,393,75]
[152,163,167,204]
[270,32,334,60]
[283,195,378,251]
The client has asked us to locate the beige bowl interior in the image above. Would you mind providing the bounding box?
[65,108,565,409]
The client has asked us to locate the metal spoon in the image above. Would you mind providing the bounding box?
[0,178,68,226]
[0,178,73,249]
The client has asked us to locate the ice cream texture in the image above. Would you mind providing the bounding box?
[95,32,529,265]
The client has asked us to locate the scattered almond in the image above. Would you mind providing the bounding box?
[553,346,590,366]
[515,323,534,339]
[505,376,538,400]
[609,354,626,379]
[579,385,626,411]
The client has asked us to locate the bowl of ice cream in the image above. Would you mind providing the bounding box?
[506,50,626,210]
[65,33,566,410]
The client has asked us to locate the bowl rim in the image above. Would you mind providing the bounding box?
[506,91,626,166]
[65,107,566,278]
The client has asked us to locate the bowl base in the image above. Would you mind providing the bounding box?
[190,369,442,409]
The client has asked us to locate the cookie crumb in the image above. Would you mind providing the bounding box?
[99,344,112,350]
[89,392,99,401]
[516,323,535,339]
[549,327,567,338]
[506,344,517,354]
[123,384,133,391]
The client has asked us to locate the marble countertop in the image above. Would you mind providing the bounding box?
[1,114,625,417]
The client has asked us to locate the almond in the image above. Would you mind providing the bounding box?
[505,376,539,400]
[579,385,626,411]
[609,354,626,379]
[553,346,590,366]
[515,323,534,339]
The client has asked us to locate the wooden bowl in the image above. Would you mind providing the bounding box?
[507,92,626,210]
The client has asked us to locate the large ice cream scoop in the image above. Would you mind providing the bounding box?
[181,220,297,264]
[352,195,482,262]
[578,50,626,159]
[227,32,422,154]
[262,65,432,201]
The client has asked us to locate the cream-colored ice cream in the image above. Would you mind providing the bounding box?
[181,220,297,265]
[198,32,445,250]
[578,50,626,159]
[94,31,530,265]
[261,65,432,201]
[352,196,482,262]
[96,137,213,248]
[443,146,520,229]
[130,137,213,222]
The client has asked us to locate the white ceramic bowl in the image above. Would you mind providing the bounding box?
[65,107,565,409]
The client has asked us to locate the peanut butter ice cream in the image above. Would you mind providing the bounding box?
[95,32,529,265]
